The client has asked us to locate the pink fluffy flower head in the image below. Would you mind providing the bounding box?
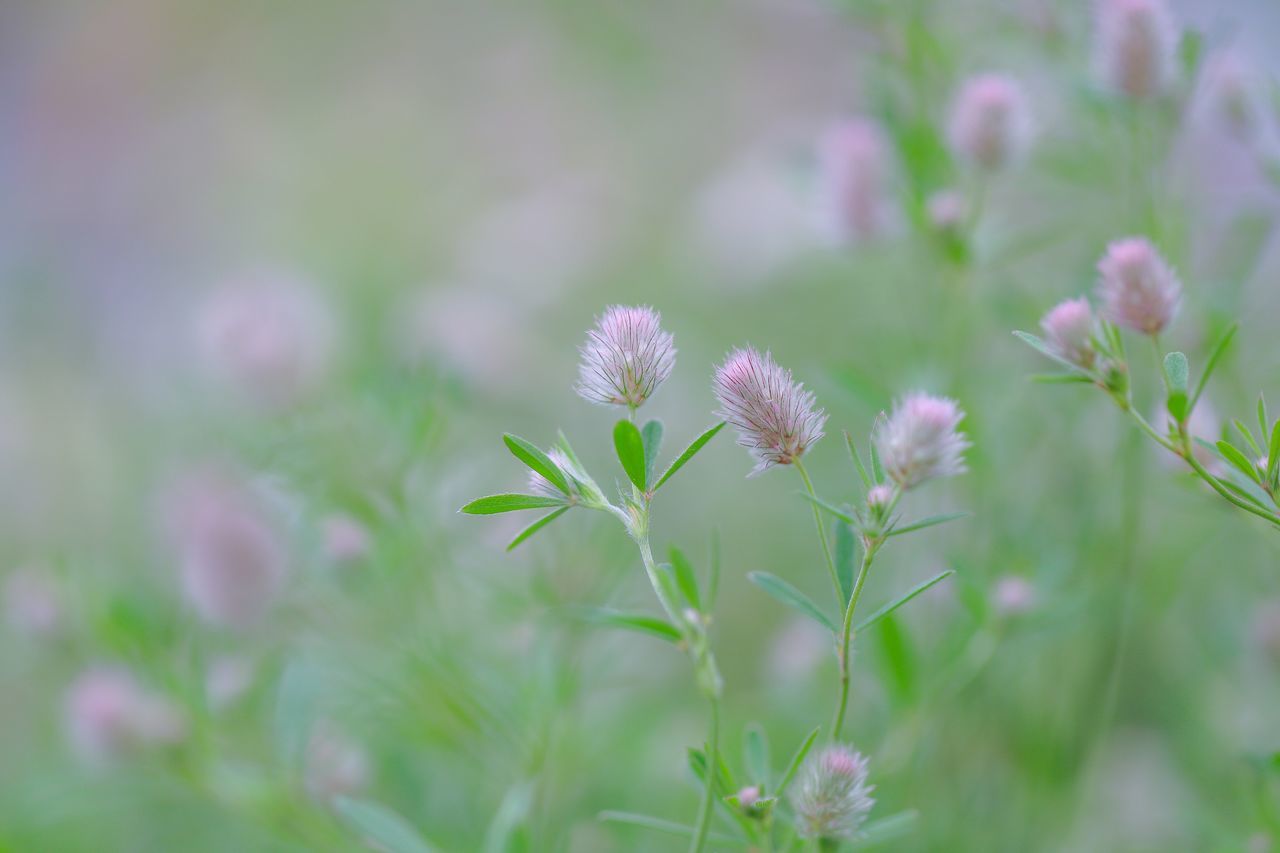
[1095,237,1181,335]
[947,74,1032,172]
[64,668,186,765]
[792,745,875,840]
[875,393,970,489]
[1095,0,1176,99]
[1040,297,1096,368]
[820,117,891,242]
[576,305,675,410]
[713,348,827,476]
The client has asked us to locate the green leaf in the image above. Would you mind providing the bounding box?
[641,419,664,483]
[1268,419,1280,484]
[1012,330,1092,377]
[613,420,648,492]
[799,491,857,525]
[1217,440,1261,484]
[775,727,821,799]
[853,810,920,849]
[687,746,735,797]
[483,782,533,853]
[834,521,856,607]
[743,723,770,789]
[869,437,886,484]
[506,507,571,551]
[1167,390,1189,423]
[1260,395,1270,444]
[1031,373,1094,384]
[1190,322,1237,411]
[668,545,701,610]
[574,607,682,644]
[274,659,320,768]
[461,494,566,515]
[844,430,872,488]
[597,812,742,845]
[1234,420,1264,456]
[874,613,917,702]
[334,797,438,853]
[886,512,968,538]
[1162,352,1189,394]
[654,422,726,491]
[747,572,837,632]
[503,434,569,495]
[855,570,955,633]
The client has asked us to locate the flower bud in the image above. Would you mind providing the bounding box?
[874,394,970,489]
[992,575,1036,616]
[713,348,826,476]
[576,305,675,410]
[947,74,1031,172]
[1095,237,1181,336]
[927,190,968,235]
[1039,297,1096,368]
[323,514,370,565]
[1095,0,1176,99]
[792,745,875,840]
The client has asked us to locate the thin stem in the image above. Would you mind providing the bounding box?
[1182,442,1280,526]
[689,695,720,853]
[794,458,843,602]
[831,542,877,741]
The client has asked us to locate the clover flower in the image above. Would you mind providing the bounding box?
[1040,297,1096,368]
[1096,0,1176,99]
[947,73,1032,171]
[576,305,675,410]
[1095,237,1181,335]
[792,745,876,840]
[713,347,826,475]
[875,393,969,489]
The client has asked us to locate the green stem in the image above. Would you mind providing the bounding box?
[689,695,720,853]
[794,458,843,602]
[832,539,879,742]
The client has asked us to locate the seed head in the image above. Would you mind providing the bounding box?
[874,393,970,489]
[1096,0,1176,99]
[713,348,826,476]
[576,305,675,410]
[792,745,875,840]
[1095,237,1181,335]
[1040,297,1096,368]
[947,74,1032,172]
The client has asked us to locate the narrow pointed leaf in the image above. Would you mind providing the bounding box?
[641,419,664,483]
[654,422,726,491]
[574,607,682,644]
[1260,395,1270,443]
[743,723,770,788]
[1234,420,1263,456]
[668,545,701,610]
[613,420,648,492]
[1013,330,1093,377]
[885,512,969,538]
[1190,322,1237,410]
[1218,440,1262,484]
[597,812,743,845]
[869,438,885,485]
[1031,373,1094,384]
[334,797,437,853]
[503,434,569,495]
[844,430,872,488]
[775,727,821,799]
[853,810,920,849]
[834,521,856,606]
[461,494,566,515]
[799,491,857,524]
[506,507,571,551]
[854,570,955,633]
[747,572,837,632]
[1268,419,1280,482]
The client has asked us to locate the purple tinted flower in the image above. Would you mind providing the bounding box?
[713,348,826,475]
[64,668,185,765]
[947,74,1032,171]
[1040,297,1096,367]
[792,745,875,840]
[576,305,675,409]
[820,118,891,242]
[1095,237,1181,335]
[1096,0,1176,99]
[875,393,969,489]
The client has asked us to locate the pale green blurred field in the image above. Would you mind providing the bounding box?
[2,1,1280,850]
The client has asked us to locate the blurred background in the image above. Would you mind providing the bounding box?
[3,0,1280,849]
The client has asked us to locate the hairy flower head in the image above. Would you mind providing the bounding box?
[1040,297,1096,368]
[713,347,826,475]
[1095,237,1181,335]
[576,305,675,409]
[1095,0,1176,99]
[792,745,875,840]
[820,117,891,242]
[875,393,969,489]
[947,73,1032,172]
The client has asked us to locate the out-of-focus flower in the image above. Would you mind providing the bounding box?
[197,270,334,409]
[323,514,370,565]
[735,785,762,811]
[1203,53,1258,139]
[792,745,875,840]
[4,569,61,638]
[1095,238,1181,335]
[167,469,288,629]
[1095,0,1176,99]
[820,118,891,243]
[874,394,969,489]
[64,668,185,765]
[992,575,1036,616]
[947,74,1032,172]
[305,722,369,803]
[866,483,894,513]
[206,656,255,712]
[713,348,826,476]
[1040,297,1096,368]
[927,190,968,234]
[766,617,829,683]
[575,305,675,410]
